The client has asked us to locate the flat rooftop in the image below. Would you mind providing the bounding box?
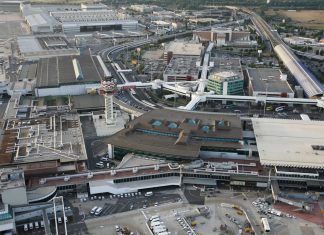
[247,68,294,94]
[252,118,324,169]
[164,56,200,78]
[51,10,127,23]
[165,41,203,57]
[210,57,243,79]
[17,35,79,59]
[1,114,87,165]
[107,109,243,160]
[0,168,25,191]
[36,55,103,88]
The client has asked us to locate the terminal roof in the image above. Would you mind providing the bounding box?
[253,118,324,169]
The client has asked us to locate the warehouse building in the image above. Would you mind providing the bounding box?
[207,71,243,95]
[247,68,294,98]
[107,109,243,160]
[50,10,138,34]
[20,3,138,34]
[34,55,104,97]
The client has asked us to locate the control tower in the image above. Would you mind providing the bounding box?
[98,78,117,125]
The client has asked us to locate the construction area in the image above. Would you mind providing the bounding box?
[82,188,324,235]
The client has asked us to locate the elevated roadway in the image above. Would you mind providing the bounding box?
[30,160,324,197]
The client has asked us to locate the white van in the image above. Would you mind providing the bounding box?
[57,217,62,224]
[24,224,28,231]
[35,221,39,229]
[29,222,33,230]
[145,191,153,197]
[90,206,98,215]
[40,221,44,228]
[95,207,103,216]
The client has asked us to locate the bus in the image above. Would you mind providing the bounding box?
[261,217,270,232]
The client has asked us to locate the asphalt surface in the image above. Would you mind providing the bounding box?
[79,116,113,170]
[17,189,183,235]
[85,191,182,219]
[183,187,205,205]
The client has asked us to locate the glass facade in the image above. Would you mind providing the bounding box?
[207,75,243,95]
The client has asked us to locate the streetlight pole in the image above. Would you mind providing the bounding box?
[263,82,268,116]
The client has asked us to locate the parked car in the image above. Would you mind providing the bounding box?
[90,206,98,215]
[95,207,103,216]
[96,162,104,169]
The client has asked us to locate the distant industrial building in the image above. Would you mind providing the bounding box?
[129,4,161,13]
[20,3,138,34]
[80,3,108,11]
[34,55,104,97]
[193,27,256,47]
[163,56,200,81]
[107,109,243,160]
[17,35,79,60]
[283,36,318,46]
[50,10,138,34]
[20,4,61,34]
[247,68,294,98]
[252,118,324,169]
[163,41,203,63]
[207,71,243,95]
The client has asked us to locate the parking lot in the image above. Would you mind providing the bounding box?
[15,188,324,235]
[74,188,184,219]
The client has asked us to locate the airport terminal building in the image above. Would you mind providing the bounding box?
[107,109,243,160]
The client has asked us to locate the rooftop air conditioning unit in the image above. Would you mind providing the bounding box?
[154,165,159,171]
[133,167,138,173]
[64,176,70,181]
[111,170,116,176]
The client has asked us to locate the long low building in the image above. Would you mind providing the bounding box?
[252,118,324,169]
[50,10,138,34]
[34,55,105,97]
[107,109,243,160]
